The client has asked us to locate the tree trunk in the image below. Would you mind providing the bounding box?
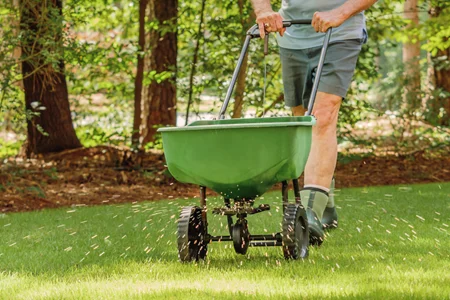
[232,0,255,119]
[402,0,421,111]
[428,6,450,126]
[20,0,81,156]
[140,0,177,146]
[232,52,249,119]
[132,0,147,148]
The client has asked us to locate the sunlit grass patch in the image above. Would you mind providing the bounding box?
[0,183,449,299]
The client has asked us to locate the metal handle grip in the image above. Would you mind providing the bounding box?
[218,19,331,119]
[283,19,314,26]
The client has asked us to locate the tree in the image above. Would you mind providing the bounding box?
[20,0,81,155]
[138,0,177,146]
[232,0,255,119]
[132,0,148,147]
[403,0,421,111]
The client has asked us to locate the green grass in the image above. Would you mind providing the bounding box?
[0,183,449,299]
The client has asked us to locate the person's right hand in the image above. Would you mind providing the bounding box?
[256,11,285,38]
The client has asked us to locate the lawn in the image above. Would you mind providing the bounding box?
[0,183,449,299]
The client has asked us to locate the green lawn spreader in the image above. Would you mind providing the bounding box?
[158,20,331,262]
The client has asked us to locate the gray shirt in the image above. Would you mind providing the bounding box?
[276,0,366,49]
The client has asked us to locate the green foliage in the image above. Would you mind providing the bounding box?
[63,0,138,140]
[0,0,138,145]
[76,124,131,147]
[0,0,449,157]
[336,1,403,139]
[0,1,25,135]
[421,1,450,55]
[0,138,22,158]
[143,130,164,150]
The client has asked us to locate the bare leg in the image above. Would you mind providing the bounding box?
[292,91,341,188]
[291,105,306,116]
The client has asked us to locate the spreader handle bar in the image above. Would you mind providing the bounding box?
[218,19,331,119]
[306,29,331,116]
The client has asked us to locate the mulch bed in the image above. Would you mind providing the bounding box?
[1,146,449,213]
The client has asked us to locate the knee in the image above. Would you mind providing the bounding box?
[312,96,341,133]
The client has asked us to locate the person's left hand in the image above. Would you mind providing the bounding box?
[312,9,346,33]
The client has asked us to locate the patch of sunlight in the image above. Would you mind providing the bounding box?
[8,277,361,299]
[6,268,449,300]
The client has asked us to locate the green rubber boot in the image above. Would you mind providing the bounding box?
[300,188,328,246]
[322,178,338,229]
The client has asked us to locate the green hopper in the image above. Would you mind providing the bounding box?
[159,116,315,199]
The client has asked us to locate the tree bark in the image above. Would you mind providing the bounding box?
[402,0,421,111]
[132,0,147,148]
[232,51,249,119]
[232,0,255,119]
[140,0,177,146]
[20,0,81,156]
[428,6,450,126]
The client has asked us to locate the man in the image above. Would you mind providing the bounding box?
[250,0,377,244]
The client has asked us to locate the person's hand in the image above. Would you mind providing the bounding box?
[256,11,285,38]
[312,9,346,33]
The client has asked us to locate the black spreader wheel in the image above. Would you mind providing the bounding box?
[232,219,250,255]
[177,206,208,262]
[282,204,309,259]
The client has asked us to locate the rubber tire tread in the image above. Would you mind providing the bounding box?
[232,219,250,255]
[282,204,309,259]
[177,206,207,262]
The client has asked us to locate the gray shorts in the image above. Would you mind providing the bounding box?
[279,38,364,108]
